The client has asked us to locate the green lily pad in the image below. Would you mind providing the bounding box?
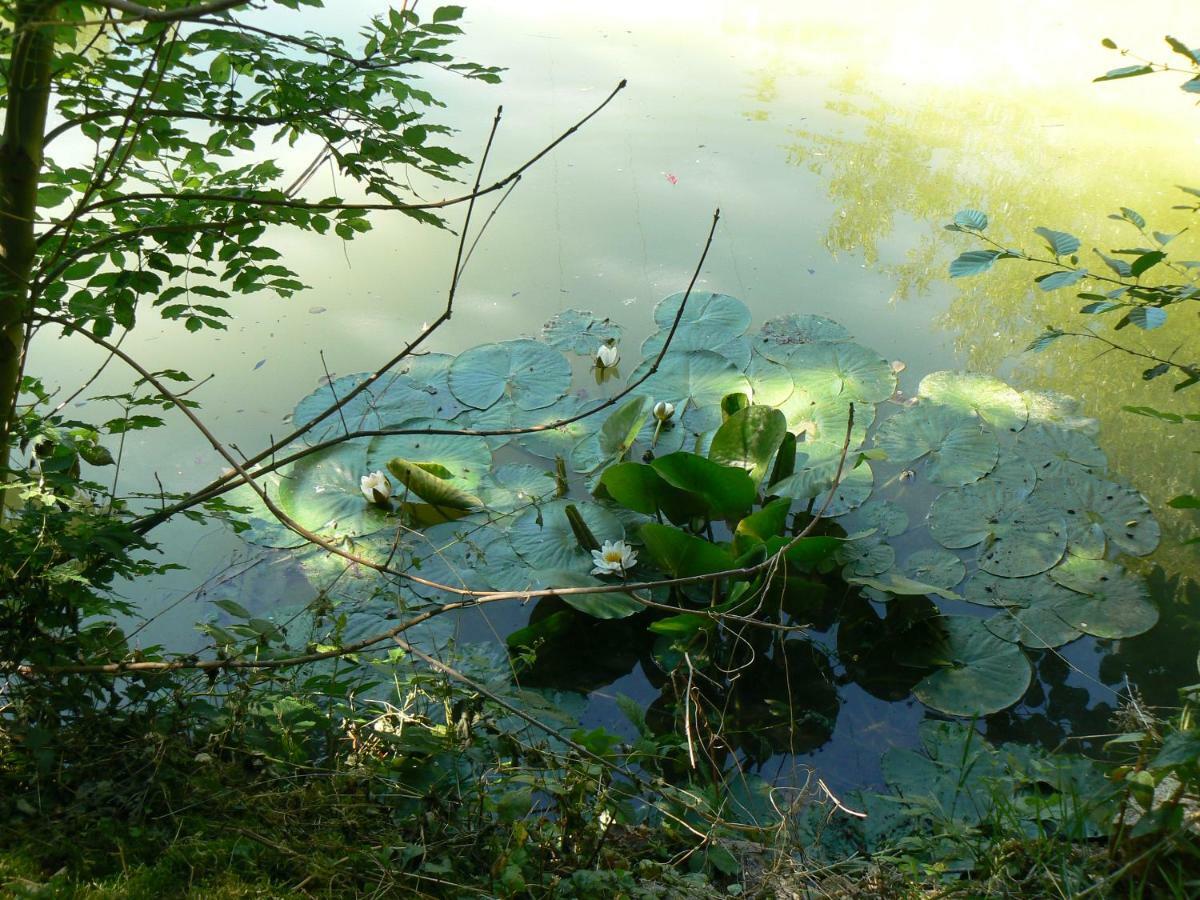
[756,313,852,362]
[745,352,795,406]
[1016,425,1107,480]
[508,500,625,574]
[276,442,392,540]
[1023,389,1099,436]
[881,720,1003,823]
[839,538,895,577]
[985,605,1083,649]
[874,405,999,487]
[448,339,571,410]
[541,309,622,355]
[770,453,873,517]
[904,616,1033,717]
[366,418,491,491]
[960,571,1075,609]
[856,499,909,537]
[479,464,559,511]
[982,457,1038,501]
[518,396,593,460]
[527,569,643,619]
[225,472,309,548]
[291,373,384,444]
[373,352,464,422]
[1042,476,1160,559]
[918,371,1029,433]
[898,548,966,591]
[653,291,752,343]
[708,405,787,485]
[640,328,752,370]
[929,481,1067,577]
[628,350,751,436]
[790,395,875,451]
[776,341,897,403]
[1048,556,1159,639]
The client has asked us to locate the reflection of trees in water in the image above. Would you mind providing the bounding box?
[781,89,1198,581]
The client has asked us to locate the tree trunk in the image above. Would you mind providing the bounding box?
[0,1,54,479]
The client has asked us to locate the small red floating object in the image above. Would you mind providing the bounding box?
[664,173,678,185]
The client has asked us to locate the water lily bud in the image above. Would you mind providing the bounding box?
[653,400,676,421]
[595,343,620,369]
[360,470,392,504]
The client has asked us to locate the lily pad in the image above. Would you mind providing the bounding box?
[527,569,643,619]
[1048,556,1159,639]
[541,309,622,355]
[275,442,392,540]
[776,341,897,403]
[653,291,752,343]
[756,313,852,362]
[745,352,795,406]
[874,405,999,487]
[985,605,1083,649]
[929,481,1067,577]
[508,500,625,574]
[366,418,492,491]
[1042,476,1160,559]
[839,538,895,577]
[960,571,1076,609]
[790,395,875,451]
[225,472,309,548]
[1022,390,1099,436]
[478,464,559,511]
[904,615,1033,717]
[881,720,1003,822]
[374,352,464,422]
[770,453,873,517]
[856,499,909,537]
[448,339,571,411]
[898,548,966,591]
[640,328,753,370]
[628,350,751,435]
[291,373,384,444]
[1016,425,1107,480]
[918,371,1029,433]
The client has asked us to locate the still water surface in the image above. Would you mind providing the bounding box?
[31,0,1200,792]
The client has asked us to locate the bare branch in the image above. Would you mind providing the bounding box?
[84,0,252,23]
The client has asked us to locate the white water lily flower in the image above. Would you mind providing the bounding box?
[591,539,637,576]
[360,470,392,504]
[595,343,620,369]
[652,400,676,421]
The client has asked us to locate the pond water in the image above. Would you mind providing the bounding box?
[30,0,1200,795]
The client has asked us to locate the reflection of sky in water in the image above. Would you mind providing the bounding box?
[27,0,1200,789]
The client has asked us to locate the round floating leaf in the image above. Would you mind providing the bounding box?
[770,454,873,517]
[479,464,559,511]
[929,481,1067,576]
[508,500,625,573]
[745,352,795,406]
[448,339,571,411]
[276,442,392,540]
[960,571,1075,609]
[756,313,852,362]
[374,352,464,422]
[528,569,642,619]
[226,472,308,548]
[366,418,491,490]
[983,458,1038,501]
[1022,390,1099,436]
[291,373,384,444]
[518,395,593,460]
[1016,425,1107,479]
[874,405,998,487]
[541,309,622,355]
[1048,556,1159,639]
[918,371,1029,433]
[839,538,895,577]
[641,328,752,370]
[906,616,1033,717]
[790,395,875,450]
[856,499,909,537]
[708,405,787,485]
[1043,476,1160,559]
[898,548,966,591]
[653,291,752,343]
[985,605,1082,649]
[629,350,751,435]
[406,517,513,601]
[778,341,897,403]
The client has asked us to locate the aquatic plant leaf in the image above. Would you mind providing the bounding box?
[770,454,874,517]
[874,405,999,486]
[653,291,752,343]
[756,313,852,362]
[540,309,622,355]
[898,548,966,591]
[508,500,625,574]
[1016,424,1107,479]
[641,328,752,370]
[960,571,1076,609]
[917,371,1029,433]
[517,396,593,461]
[929,481,1067,577]
[986,605,1082,649]
[599,395,652,458]
[983,458,1038,501]
[708,405,787,485]
[847,572,961,600]
[478,464,558,511]
[1048,556,1159,639]
[529,569,642,619]
[225,472,308,548]
[1022,390,1099,436]
[744,352,795,406]
[856,499,909,537]
[651,452,757,519]
[839,538,895,577]
[640,523,735,578]
[733,498,792,554]
[291,373,382,444]
[787,394,874,449]
[905,616,1033,717]
[276,442,392,539]
[366,418,491,491]
[387,458,483,511]
[881,720,1002,823]
[448,339,571,410]
[776,341,897,403]
[628,350,751,435]
[1044,476,1160,559]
